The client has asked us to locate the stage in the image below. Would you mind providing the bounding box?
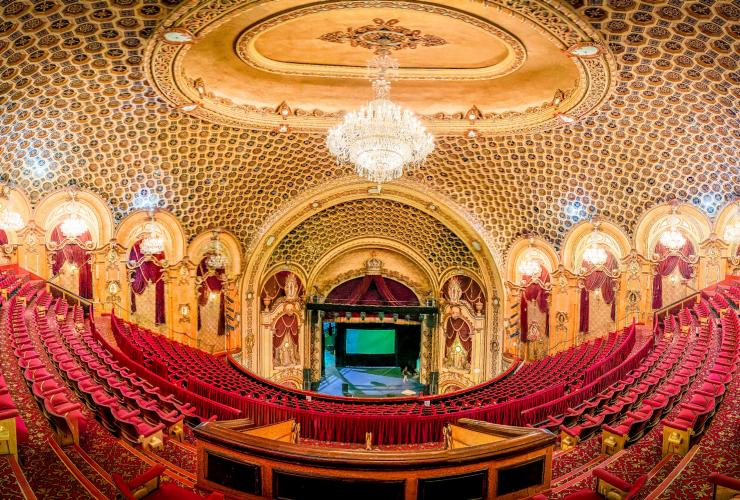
[318,351,425,398]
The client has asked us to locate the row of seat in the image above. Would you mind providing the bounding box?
[0,372,28,459]
[37,301,194,450]
[661,308,738,456]
[5,298,86,448]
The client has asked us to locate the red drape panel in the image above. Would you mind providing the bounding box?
[652,239,695,309]
[445,317,472,362]
[580,252,618,331]
[327,275,418,306]
[50,225,93,299]
[129,240,166,325]
[273,314,299,351]
[579,288,589,333]
[0,230,7,245]
[261,271,305,306]
[520,267,550,340]
[196,259,225,335]
[442,276,485,305]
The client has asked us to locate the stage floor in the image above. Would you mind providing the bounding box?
[318,352,424,397]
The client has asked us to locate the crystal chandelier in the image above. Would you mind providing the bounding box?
[140,212,164,255]
[660,227,686,251]
[724,220,740,244]
[0,206,24,231]
[60,193,87,238]
[518,254,541,277]
[583,244,608,267]
[206,231,227,270]
[327,54,434,184]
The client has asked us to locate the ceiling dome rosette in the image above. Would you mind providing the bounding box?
[145,0,616,134]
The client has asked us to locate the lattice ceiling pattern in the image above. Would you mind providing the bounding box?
[267,199,479,274]
[0,0,737,258]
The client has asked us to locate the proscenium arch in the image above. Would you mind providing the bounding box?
[240,177,506,375]
[306,237,441,298]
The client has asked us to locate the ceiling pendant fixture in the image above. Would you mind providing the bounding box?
[206,230,227,270]
[660,226,686,251]
[518,256,541,277]
[140,211,165,256]
[583,226,608,267]
[60,191,88,239]
[724,220,740,244]
[0,183,24,232]
[327,53,434,184]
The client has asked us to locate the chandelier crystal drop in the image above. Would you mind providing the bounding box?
[60,213,87,239]
[327,54,434,184]
[518,256,541,277]
[660,227,686,251]
[0,206,24,232]
[140,221,165,255]
[205,231,227,270]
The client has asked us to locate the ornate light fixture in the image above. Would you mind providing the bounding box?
[0,183,24,232]
[327,54,434,184]
[660,226,686,251]
[140,211,164,255]
[0,206,23,231]
[582,224,608,267]
[518,257,541,277]
[205,231,227,270]
[60,191,88,239]
[724,219,740,244]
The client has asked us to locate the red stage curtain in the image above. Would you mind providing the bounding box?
[129,240,166,325]
[442,276,485,306]
[651,239,695,309]
[327,275,418,306]
[196,259,225,335]
[0,230,7,245]
[50,225,93,299]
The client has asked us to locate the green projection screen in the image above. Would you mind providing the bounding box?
[345,329,396,355]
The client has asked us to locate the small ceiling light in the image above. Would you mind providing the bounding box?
[518,256,541,277]
[206,231,227,270]
[0,184,23,232]
[161,28,195,45]
[565,42,604,58]
[555,112,577,124]
[466,129,478,139]
[178,102,200,112]
[583,224,608,267]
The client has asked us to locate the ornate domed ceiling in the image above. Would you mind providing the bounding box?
[0,0,737,260]
[146,0,615,133]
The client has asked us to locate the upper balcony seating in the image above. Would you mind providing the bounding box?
[0,374,29,460]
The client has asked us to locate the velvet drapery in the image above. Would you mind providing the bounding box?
[442,276,485,305]
[444,316,472,363]
[578,252,618,333]
[326,275,419,306]
[129,240,166,325]
[651,239,695,309]
[50,225,93,299]
[196,259,225,336]
[520,267,550,342]
[0,229,7,245]
[273,313,299,351]
[261,271,304,306]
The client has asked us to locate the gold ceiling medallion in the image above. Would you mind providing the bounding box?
[146,0,615,134]
[319,18,447,54]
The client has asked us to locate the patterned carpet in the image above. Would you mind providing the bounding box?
[0,456,27,500]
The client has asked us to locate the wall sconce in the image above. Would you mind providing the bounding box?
[179,303,191,323]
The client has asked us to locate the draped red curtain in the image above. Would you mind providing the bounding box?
[520,266,550,341]
[0,229,7,245]
[261,271,305,307]
[652,239,695,309]
[444,317,472,363]
[442,276,485,305]
[273,313,299,351]
[50,225,93,299]
[327,275,418,306]
[196,259,225,335]
[579,252,618,333]
[129,240,166,325]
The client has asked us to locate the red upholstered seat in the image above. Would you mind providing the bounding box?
[113,465,223,500]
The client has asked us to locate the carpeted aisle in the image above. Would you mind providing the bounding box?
[0,456,28,499]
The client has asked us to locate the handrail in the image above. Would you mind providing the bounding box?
[651,291,701,329]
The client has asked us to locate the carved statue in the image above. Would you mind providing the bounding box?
[444,337,470,371]
[284,272,300,301]
[447,276,463,303]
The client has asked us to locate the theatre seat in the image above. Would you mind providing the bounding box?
[708,472,740,500]
[113,465,224,500]
[531,469,647,500]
